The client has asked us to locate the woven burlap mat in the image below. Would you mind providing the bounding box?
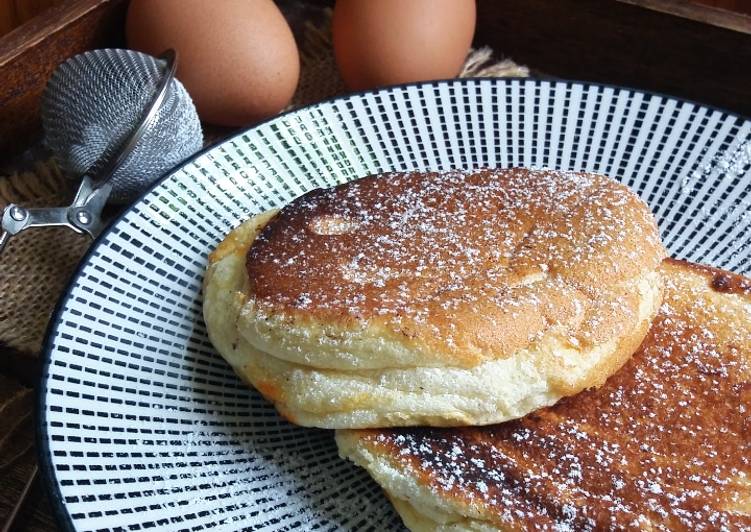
[0,11,528,356]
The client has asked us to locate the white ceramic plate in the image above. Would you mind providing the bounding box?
[38,78,751,531]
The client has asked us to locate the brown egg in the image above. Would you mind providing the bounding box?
[127,0,299,126]
[332,0,476,91]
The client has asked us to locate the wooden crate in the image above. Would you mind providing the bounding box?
[0,0,127,159]
[474,0,751,118]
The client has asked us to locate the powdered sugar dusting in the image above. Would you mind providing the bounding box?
[362,261,751,530]
[247,168,664,356]
[308,214,360,235]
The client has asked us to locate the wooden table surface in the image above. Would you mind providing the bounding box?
[1,1,749,530]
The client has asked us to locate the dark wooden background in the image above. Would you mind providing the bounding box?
[1,0,750,530]
[2,0,751,160]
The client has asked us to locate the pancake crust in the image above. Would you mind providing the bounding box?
[337,259,751,530]
[246,168,664,368]
[204,168,665,428]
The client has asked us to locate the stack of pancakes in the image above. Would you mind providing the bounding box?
[204,168,751,530]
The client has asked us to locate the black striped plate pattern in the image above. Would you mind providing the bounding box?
[39,79,751,531]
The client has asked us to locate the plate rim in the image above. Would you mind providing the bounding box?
[35,75,751,532]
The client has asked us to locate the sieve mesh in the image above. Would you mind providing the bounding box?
[40,49,203,204]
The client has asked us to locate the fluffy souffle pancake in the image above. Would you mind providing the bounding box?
[203,168,665,428]
[337,259,751,530]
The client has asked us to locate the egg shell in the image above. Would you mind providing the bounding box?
[126,0,299,126]
[332,0,476,91]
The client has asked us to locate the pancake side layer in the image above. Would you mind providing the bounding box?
[204,199,662,427]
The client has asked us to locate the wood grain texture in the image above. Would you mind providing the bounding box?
[475,0,751,117]
[620,0,751,33]
[0,0,127,158]
[685,0,751,15]
[0,0,66,37]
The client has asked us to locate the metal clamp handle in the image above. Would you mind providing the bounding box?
[0,49,177,254]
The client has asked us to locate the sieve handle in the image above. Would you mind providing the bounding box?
[0,176,111,253]
[0,206,77,254]
[1,205,82,235]
[90,49,178,187]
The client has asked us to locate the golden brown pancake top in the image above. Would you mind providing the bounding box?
[351,259,751,529]
[246,169,665,364]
